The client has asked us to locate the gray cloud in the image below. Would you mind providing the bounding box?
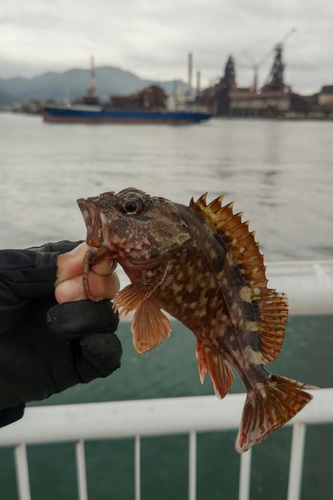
[0,0,332,93]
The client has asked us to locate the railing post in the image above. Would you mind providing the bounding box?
[239,448,252,500]
[14,443,31,500]
[287,423,306,500]
[189,430,197,500]
[75,439,88,500]
[135,435,141,500]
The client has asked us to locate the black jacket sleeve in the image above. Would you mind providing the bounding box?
[0,241,76,334]
[0,242,122,427]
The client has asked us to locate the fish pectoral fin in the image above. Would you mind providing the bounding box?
[235,375,317,453]
[132,300,172,353]
[196,341,234,399]
[113,261,171,316]
[113,283,149,315]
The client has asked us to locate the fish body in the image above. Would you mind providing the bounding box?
[77,188,315,452]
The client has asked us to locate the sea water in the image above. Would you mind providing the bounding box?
[0,112,332,499]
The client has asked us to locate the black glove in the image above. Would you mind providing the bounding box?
[0,241,122,428]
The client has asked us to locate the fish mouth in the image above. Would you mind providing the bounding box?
[77,198,166,269]
[77,198,107,248]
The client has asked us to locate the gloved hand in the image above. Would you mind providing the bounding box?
[0,241,122,427]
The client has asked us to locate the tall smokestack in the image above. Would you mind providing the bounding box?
[187,53,193,97]
[196,70,201,94]
[90,55,97,97]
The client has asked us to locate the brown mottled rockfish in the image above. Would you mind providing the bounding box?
[77,188,315,453]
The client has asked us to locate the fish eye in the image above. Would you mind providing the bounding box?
[124,200,140,213]
[117,193,145,215]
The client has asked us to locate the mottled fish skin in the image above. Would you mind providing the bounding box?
[150,204,268,385]
[77,188,316,453]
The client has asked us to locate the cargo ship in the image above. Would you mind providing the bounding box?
[42,56,211,125]
[43,104,212,124]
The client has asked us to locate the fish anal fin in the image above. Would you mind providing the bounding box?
[196,341,208,383]
[235,375,316,453]
[132,300,172,354]
[196,341,234,399]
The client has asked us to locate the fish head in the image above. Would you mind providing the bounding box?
[77,187,191,269]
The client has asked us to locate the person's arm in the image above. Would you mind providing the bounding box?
[0,241,122,427]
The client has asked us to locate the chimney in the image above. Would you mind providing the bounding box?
[196,70,201,94]
[90,55,97,97]
[187,53,193,97]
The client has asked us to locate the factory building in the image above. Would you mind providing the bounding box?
[210,41,293,117]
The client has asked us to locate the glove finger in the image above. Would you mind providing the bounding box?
[29,241,82,255]
[0,242,82,304]
[47,300,119,341]
[78,332,122,381]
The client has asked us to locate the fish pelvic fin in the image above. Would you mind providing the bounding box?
[196,341,234,399]
[132,300,172,353]
[235,375,316,453]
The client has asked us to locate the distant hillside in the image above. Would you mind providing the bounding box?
[0,66,187,105]
[0,88,16,105]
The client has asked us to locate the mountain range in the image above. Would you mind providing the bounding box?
[0,66,188,106]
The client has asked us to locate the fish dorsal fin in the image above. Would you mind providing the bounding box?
[189,194,288,364]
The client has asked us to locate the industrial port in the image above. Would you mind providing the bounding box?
[7,30,333,120]
[193,30,333,119]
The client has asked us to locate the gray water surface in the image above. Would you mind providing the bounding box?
[0,113,332,500]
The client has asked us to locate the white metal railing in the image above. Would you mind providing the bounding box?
[0,260,332,500]
[1,389,333,500]
[265,260,333,316]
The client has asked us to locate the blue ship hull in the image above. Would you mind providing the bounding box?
[43,105,211,124]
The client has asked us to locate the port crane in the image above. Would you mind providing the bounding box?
[242,49,272,92]
[243,28,296,92]
[262,28,296,91]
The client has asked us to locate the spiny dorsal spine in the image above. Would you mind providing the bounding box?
[189,193,288,364]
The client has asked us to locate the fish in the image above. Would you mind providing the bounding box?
[77,187,316,453]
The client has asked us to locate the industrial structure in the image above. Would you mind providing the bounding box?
[197,30,333,119]
[200,31,295,117]
[11,42,333,119]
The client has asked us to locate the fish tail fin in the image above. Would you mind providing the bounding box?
[235,375,317,453]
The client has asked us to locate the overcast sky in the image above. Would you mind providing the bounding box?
[1,0,332,94]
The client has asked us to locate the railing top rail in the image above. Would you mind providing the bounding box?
[261,260,333,316]
[0,388,332,447]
